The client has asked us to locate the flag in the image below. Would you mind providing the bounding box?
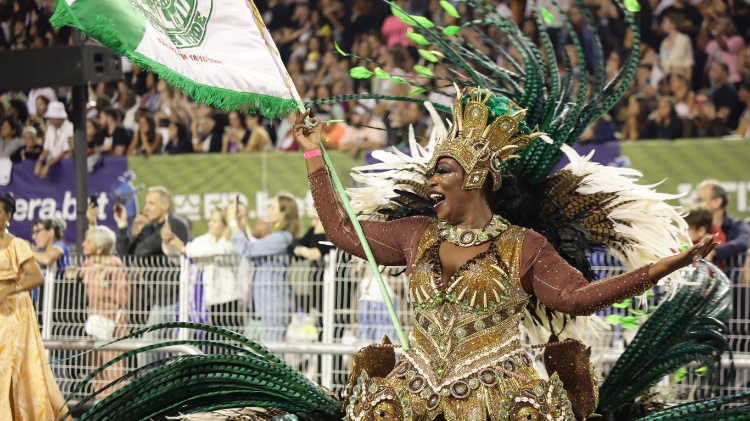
[51,0,301,118]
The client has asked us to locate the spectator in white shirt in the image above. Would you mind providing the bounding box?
[163,207,243,338]
[659,13,694,78]
[35,102,73,179]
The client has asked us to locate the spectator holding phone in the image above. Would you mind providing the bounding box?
[228,194,300,342]
[163,207,243,348]
[685,94,730,137]
[114,186,188,365]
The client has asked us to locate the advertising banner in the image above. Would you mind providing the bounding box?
[621,139,750,220]
[0,158,131,242]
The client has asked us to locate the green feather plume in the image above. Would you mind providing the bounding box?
[68,323,340,421]
[598,261,734,417]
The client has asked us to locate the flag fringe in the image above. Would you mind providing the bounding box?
[50,0,301,119]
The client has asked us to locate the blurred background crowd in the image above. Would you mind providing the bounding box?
[1,0,749,176]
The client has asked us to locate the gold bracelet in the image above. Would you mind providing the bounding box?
[14,283,22,293]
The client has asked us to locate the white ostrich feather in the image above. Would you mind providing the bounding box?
[346,102,441,217]
[558,144,690,298]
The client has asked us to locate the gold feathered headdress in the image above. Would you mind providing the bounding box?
[428,87,545,190]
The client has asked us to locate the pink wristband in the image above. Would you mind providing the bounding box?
[304,149,322,159]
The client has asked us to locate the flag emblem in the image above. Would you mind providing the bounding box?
[132,0,213,48]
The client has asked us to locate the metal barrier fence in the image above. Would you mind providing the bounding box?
[35,250,750,403]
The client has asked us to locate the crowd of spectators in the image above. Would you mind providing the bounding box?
[1,0,750,175]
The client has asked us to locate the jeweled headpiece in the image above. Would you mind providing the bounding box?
[428,87,544,191]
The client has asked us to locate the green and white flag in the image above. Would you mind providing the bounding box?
[51,0,301,118]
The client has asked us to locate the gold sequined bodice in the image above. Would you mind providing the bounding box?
[405,221,531,393]
[349,221,576,421]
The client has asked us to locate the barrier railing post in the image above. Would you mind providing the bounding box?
[178,255,190,341]
[320,250,337,390]
[41,264,57,341]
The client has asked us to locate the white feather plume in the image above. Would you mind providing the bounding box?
[345,102,440,218]
[557,144,690,298]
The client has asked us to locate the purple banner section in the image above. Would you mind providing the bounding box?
[0,157,133,244]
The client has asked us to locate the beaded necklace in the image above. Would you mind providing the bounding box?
[437,214,509,247]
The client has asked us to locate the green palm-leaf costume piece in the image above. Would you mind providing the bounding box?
[69,263,746,420]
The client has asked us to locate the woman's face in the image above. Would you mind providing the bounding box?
[316,85,331,100]
[426,158,475,224]
[661,16,675,33]
[23,131,36,146]
[244,115,258,127]
[201,117,215,134]
[522,20,536,38]
[309,37,321,51]
[139,116,150,132]
[32,223,53,249]
[288,59,301,74]
[0,121,14,139]
[0,205,10,234]
[146,72,155,89]
[207,210,226,237]
[36,97,48,116]
[703,103,717,119]
[669,75,684,93]
[357,40,371,57]
[267,198,284,224]
[82,233,101,256]
[229,112,241,128]
[86,120,96,139]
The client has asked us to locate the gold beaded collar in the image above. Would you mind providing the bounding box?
[437,215,509,247]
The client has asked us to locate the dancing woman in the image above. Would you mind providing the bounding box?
[0,193,68,420]
[293,91,717,420]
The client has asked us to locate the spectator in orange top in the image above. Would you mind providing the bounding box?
[324,121,349,147]
[66,226,130,398]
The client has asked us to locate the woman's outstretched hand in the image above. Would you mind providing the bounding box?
[682,234,720,265]
[293,109,325,152]
[649,234,720,280]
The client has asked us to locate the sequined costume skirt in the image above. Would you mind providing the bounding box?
[388,352,575,421]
